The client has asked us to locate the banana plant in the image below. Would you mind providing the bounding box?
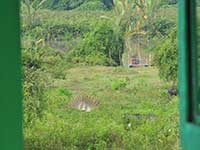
[113,0,160,65]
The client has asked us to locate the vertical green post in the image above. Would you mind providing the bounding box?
[0,1,23,150]
[179,0,200,149]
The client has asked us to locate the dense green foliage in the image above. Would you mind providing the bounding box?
[67,21,123,65]
[76,1,107,11]
[22,41,71,127]
[160,0,177,5]
[23,45,47,127]
[154,28,178,84]
[43,0,113,10]
[21,0,179,149]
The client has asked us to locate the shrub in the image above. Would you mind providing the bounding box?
[46,0,113,10]
[67,51,117,66]
[22,46,47,127]
[68,21,124,66]
[77,1,106,11]
[58,87,72,97]
[22,43,70,126]
[154,28,178,84]
[111,78,128,90]
[24,114,125,150]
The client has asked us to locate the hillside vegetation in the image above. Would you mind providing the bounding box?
[21,0,179,149]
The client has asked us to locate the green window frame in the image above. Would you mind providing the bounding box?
[0,1,23,150]
[179,0,200,149]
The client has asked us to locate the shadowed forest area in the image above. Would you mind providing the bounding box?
[21,0,180,149]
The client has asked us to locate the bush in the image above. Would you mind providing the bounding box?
[22,46,47,127]
[154,28,178,84]
[111,78,128,90]
[58,87,72,97]
[77,1,107,11]
[68,21,124,66]
[22,43,70,127]
[46,0,113,10]
[67,51,117,66]
[24,114,125,150]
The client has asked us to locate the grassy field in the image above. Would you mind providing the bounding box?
[25,66,179,150]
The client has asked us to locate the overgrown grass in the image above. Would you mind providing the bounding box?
[24,66,180,150]
[22,3,180,149]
